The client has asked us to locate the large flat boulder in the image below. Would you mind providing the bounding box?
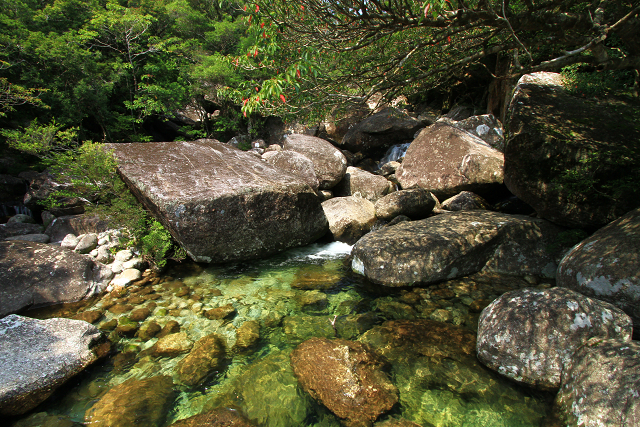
[0,241,113,317]
[503,72,640,228]
[558,207,640,329]
[477,287,632,391]
[396,123,504,198]
[351,211,565,286]
[0,315,104,416]
[108,140,328,263]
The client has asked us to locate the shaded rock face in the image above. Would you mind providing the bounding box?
[555,339,640,427]
[557,207,640,329]
[0,315,103,416]
[169,407,256,427]
[175,333,226,386]
[441,191,490,211]
[283,134,348,189]
[333,167,395,203]
[351,210,564,287]
[264,150,320,191]
[477,287,632,391]
[45,215,109,243]
[396,123,504,198]
[290,337,398,427]
[0,241,113,317]
[108,140,328,263]
[341,108,425,157]
[450,114,504,151]
[85,376,175,427]
[359,319,549,427]
[374,188,436,220]
[503,72,640,228]
[322,196,377,244]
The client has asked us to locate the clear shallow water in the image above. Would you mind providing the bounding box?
[12,242,554,427]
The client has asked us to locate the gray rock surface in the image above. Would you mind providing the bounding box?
[555,338,640,427]
[333,166,395,203]
[75,233,98,254]
[0,315,104,416]
[558,207,640,329]
[322,196,377,244]
[351,211,565,286]
[374,188,436,220]
[0,222,44,240]
[0,241,113,317]
[341,108,425,156]
[108,140,328,263]
[450,114,504,151]
[477,287,632,390]
[264,150,320,191]
[396,123,504,198]
[283,134,348,189]
[45,215,109,243]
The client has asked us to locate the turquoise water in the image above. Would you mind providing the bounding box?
[11,242,554,427]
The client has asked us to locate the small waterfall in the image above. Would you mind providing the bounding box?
[1,204,34,221]
[379,142,411,166]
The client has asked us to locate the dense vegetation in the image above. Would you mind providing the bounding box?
[1,0,638,264]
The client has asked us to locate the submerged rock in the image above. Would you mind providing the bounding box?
[351,211,564,286]
[0,315,104,416]
[232,350,313,427]
[396,122,504,198]
[360,319,549,427]
[555,339,640,427]
[477,287,632,390]
[176,334,226,387]
[85,376,175,427]
[0,240,113,317]
[169,407,256,427]
[290,337,398,427]
[557,207,640,329]
[108,140,328,263]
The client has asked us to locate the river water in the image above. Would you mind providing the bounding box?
[13,242,555,427]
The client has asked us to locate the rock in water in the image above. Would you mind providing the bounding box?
[396,123,504,198]
[555,339,640,427]
[0,315,104,416]
[290,337,398,427]
[108,140,328,263]
[0,240,113,317]
[85,376,175,427]
[558,207,640,330]
[477,287,632,390]
[322,196,377,244]
[168,407,256,426]
[351,210,564,287]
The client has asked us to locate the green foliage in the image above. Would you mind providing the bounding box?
[141,220,186,267]
[562,64,636,98]
[1,119,78,159]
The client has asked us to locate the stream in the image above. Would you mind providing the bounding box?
[12,242,555,427]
